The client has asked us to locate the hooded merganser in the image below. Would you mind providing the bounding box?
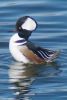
[9,16,59,64]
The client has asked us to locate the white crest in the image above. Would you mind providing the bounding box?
[21,18,36,31]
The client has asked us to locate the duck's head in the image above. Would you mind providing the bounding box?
[16,16,37,40]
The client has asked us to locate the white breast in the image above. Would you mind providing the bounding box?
[9,33,30,63]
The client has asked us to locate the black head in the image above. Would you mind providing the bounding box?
[16,16,37,40]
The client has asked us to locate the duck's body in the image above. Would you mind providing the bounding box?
[9,33,59,64]
[9,16,59,64]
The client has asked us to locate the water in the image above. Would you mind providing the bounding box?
[0,0,67,100]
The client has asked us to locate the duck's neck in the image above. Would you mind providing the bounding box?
[18,30,31,40]
[14,33,27,45]
[15,38,27,45]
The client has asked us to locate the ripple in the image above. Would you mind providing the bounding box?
[0,0,67,100]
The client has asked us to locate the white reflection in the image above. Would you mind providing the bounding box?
[8,61,61,99]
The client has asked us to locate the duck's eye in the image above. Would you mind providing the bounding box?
[19,27,21,29]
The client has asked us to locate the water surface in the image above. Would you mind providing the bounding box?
[0,0,67,100]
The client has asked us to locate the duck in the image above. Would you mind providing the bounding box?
[9,16,59,64]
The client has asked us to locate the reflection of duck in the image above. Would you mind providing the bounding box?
[8,62,61,99]
[9,62,38,96]
[9,16,59,64]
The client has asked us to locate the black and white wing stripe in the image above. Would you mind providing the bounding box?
[32,47,50,59]
[37,49,49,59]
[27,41,55,60]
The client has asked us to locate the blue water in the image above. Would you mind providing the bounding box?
[0,0,67,100]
